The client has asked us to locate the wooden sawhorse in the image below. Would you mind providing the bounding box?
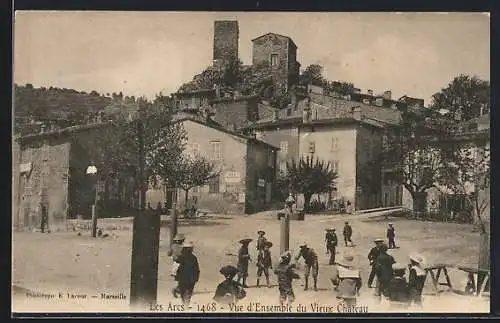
[457,266,490,297]
[424,264,453,294]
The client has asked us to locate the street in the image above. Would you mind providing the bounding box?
[12,211,489,313]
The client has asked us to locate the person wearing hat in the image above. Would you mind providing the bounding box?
[375,243,395,299]
[294,243,319,291]
[367,239,385,288]
[325,228,338,265]
[408,253,426,307]
[170,234,186,298]
[274,251,300,305]
[387,223,397,249]
[213,265,247,304]
[236,238,252,288]
[343,222,353,247]
[256,230,268,253]
[387,263,410,309]
[331,254,362,306]
[175,241,200,306]
[256,241,273,288]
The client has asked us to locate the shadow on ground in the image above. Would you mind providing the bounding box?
[160,219,229,228]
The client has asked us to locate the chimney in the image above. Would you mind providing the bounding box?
[351,106,362,120]
[367,89,373,96]
[383,90,392,100]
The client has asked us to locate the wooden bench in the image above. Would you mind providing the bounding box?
[457,266,490,297]
[424,264,453,294]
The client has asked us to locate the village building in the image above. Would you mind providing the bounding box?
[146,110,279,214]
[242,91,403,211]
[13,121,139,231]
[251,32,301,95]
[405,113,490,220]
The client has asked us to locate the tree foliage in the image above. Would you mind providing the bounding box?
[380,114,446,213]
[175,155,220,205]
[279,155,338,210]
[90,98,187,196]
[438,142,490,232]
[429,74,490,121]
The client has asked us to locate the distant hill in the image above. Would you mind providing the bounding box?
[13,84,144,135]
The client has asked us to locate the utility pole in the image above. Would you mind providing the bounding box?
[281,193,295,254]
[168,189,178,256]
[130,118,161,309]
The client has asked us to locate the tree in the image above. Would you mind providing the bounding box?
[438,142,490,232]
[429,74,490,121]
[90,98,187,203]
[281,155,338,211]
[176,155,220,206]
[381,115,446,214]
[299,64,325,86]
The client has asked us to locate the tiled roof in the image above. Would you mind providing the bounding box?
[251,32,298,48]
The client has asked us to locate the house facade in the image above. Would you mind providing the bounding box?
[244,95,403,211]
[146,116,278,214]
[13,122,138,231]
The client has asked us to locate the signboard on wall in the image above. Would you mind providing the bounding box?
[225,171,241,183]
[238,193,245,203]
[257,179,265,187]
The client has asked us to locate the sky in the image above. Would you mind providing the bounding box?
[13,12,490,105]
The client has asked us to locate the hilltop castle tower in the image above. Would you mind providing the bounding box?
[213,20,239,69]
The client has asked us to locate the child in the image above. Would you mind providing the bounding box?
[387,263,410,309]
[274,251,300,305]
[214,265,246,304]
[331,254,362,306]
[256,241,273,288]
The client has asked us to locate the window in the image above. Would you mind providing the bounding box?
[331,160,339,173]
[331,137,339,151]
[271,54,279,66]
[191,97,196,109]
[209,175,220,193]
[308,141,316,154]
[191,143,200,156]
[280,141,288,155]
[192,186,199,193]
[209,141,222,160]
[279,162,287,174]
[225,184,240,194]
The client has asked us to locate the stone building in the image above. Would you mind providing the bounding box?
[13,122,139,231]
[213,20,239,69]
[146,113,279,214]
[243,92,403,211]
[251,33,301,95]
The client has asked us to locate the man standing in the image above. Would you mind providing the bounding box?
[237,238,252,288]
[367,239,384,288]
[295,243,319,291]
[375,243,396,299]
[175,241,200,306]
[274,251,300,305]
[256,241,273,288]
[343,222,353,247]
[325,228,338,265]
[387,223,397,249]
[40,204,49,233]
[408,253,427,307]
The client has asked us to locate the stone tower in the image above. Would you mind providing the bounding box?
[213,20,239,69]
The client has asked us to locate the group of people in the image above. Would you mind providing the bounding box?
[168,221,422,309]
[366,238,426,308]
